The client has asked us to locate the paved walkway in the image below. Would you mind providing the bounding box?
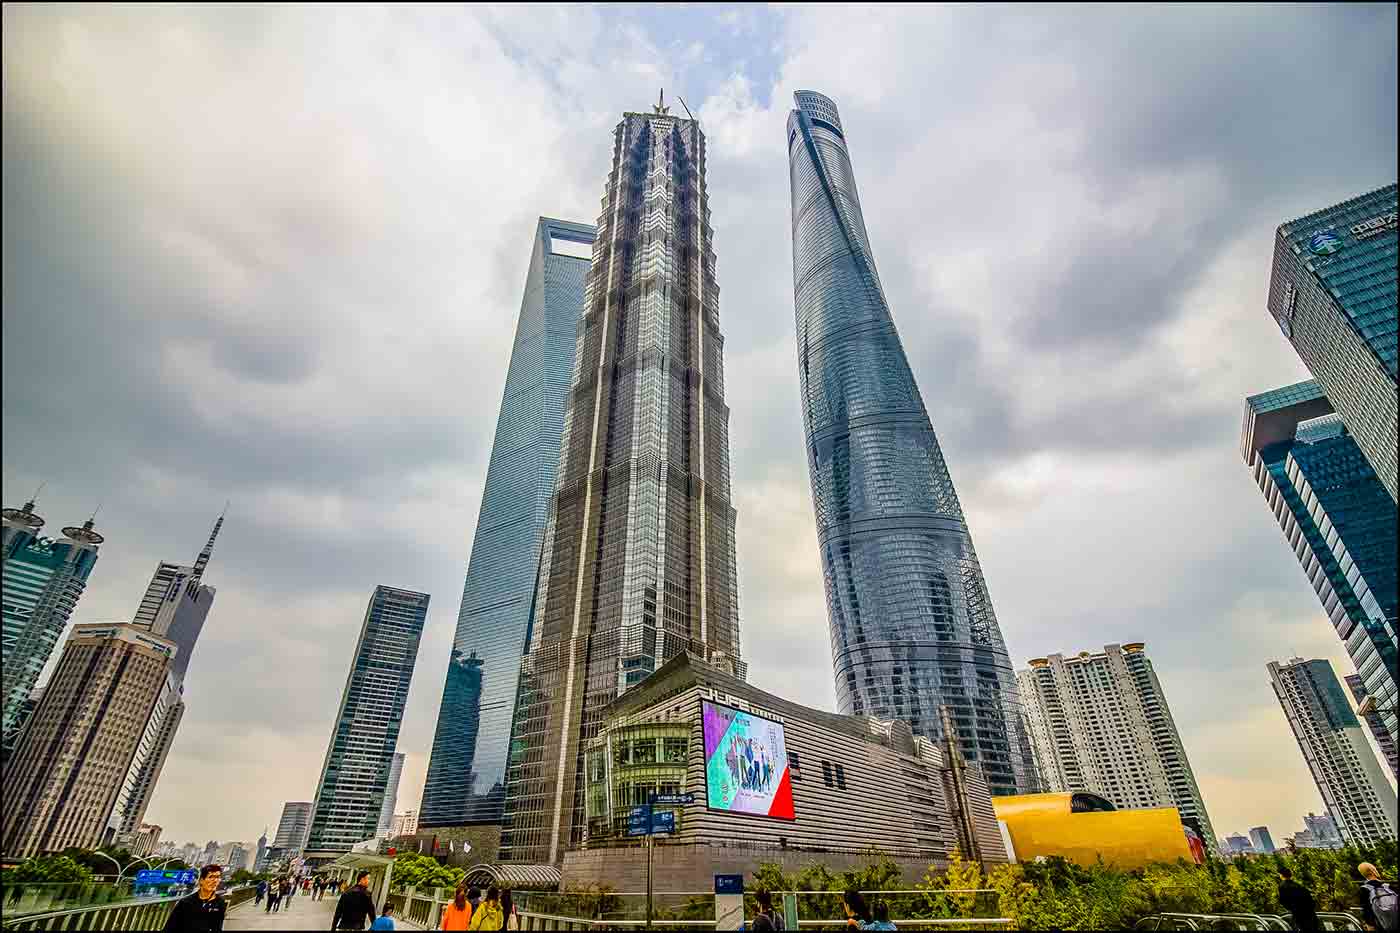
[226,893,338,930]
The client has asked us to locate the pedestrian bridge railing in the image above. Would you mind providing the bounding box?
[0,885,255,931]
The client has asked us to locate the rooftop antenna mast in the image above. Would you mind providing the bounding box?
[676,96,696,122]
[191,502,227,586]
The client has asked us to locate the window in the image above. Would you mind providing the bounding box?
[834,763,846,789]
[790,751,803,780]
[822,761,833,787]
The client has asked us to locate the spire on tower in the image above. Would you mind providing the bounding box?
[191,503,226,586]
[653,87,670,115]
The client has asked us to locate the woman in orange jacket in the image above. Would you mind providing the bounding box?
[441,885,472,930]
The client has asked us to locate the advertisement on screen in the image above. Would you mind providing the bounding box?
[702,700,795,820]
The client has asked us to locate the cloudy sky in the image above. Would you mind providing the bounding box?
[4,4,1396,849]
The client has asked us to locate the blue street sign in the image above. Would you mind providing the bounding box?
[651,810,675,834]
[628,805,653,836]
[135,869,196,886]
[650,793,695,806]
[715,874,744,895]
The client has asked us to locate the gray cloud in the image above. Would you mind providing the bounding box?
[3,3,1394,847]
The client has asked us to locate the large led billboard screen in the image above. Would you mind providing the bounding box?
[702,700,795,819]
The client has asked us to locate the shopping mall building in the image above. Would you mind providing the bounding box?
[558,652,1010,890]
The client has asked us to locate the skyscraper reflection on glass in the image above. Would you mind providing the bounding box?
[420,218,596,833]
[786,90,1035,795]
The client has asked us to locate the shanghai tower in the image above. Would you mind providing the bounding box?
[501,94,742,864]
[787,90,1035,795]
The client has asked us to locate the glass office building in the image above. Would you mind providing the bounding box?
[1241,380,1397,775]
[786,90,1035,796]
[419,218,595,832]
[1267,183,1397,501]
[305,586,427,858]
[1,499,103,758]
[502,97,743,864]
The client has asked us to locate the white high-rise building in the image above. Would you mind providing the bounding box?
[377,752,404,835]
[1018,642,1217,851]
[1268,658,1398,846]
[389,810,418,839]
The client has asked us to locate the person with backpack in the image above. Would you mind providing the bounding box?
[1277,866,1320,931]
[468,886,504,931]
[865,901,897,931]
[1359,862,1399,932]
[751,890,784,931]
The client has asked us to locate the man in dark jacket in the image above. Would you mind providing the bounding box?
[1277,867,1319,931]
[332,871,377,931]
[162,864,226,932]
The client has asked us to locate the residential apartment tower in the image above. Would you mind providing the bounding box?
[1018,643,1217,851]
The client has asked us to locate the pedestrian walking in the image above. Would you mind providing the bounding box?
[162,865,227,932]
[333,870,378,931]
[1277,867,1320,931]
[441,884,473,931]
[314,877,324,901]
[266,878,282,913]
[468,886,503,931]
[254,879,266,907]
[371,904,397,930]
[1359,862,1400,932]
[751,890,781,931]
[284,876,296,905]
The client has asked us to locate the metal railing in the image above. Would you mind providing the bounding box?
[1137,911,1364,931]
[0,885,255,931]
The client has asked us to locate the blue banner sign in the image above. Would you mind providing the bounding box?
[651,810,675,834]
[714,874,744,895]
[135,869,196,886]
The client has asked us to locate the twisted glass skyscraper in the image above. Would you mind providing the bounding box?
[786,90,1035,795]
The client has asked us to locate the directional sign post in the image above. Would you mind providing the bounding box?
[638,792,692,927]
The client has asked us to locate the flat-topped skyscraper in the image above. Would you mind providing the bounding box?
[502,94,743,864]
[785,89,1035,795]
[1241,382,1397,772]
[306,586,427,859]
[420,218,596,843]
[1268,657,1397,846]
[1266,184,1397,501]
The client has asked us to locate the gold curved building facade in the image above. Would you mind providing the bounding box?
[992,792,1195,870]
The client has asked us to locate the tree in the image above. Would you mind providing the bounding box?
[389,851,465,890]
[3,855,95,885]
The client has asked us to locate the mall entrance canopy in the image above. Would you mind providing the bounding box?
[462,863,560,890]
[322,852,395,908]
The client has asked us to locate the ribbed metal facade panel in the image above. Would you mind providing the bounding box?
[786,90,1034,796]
[502,105,743,864]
